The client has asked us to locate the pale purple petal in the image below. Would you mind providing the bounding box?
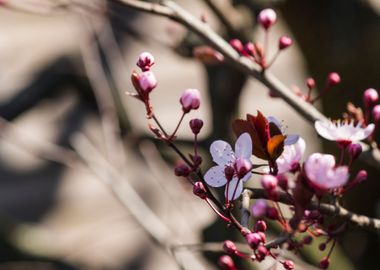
[204,166,227,187]
[267,116,281,129]
[284,134,299,145]
[225,178,243,200]
[325,166,349,189]
[234,132,252,159]
[210,140,234,166]
[241,171,252,182]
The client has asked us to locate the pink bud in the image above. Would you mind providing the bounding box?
[180,89,201,113]
[355,170,367,183]
[254,220,267,232]
[224,166,235,181]
[277,174,288,190]
[319,243,326,251]
[138,71,157,94]
[303,235,313,245]
[266,206,279,220]
[174,163,190,177]
[223,240,237,255]
[279,36,292,50]
[255,245,268,262]
[319,257,330,269]
[189,118,203,134]
[229,39,244,54]
[244,42,256,57]
[347,143,362,161]
[306,78,315,89]
[363,88,379,108]
[327,72,340,86]
[193,181,207,199]
[257,231,266,243]
[261,174,278,191]
[136,52,155,71]
[251,199,267,217]
[257,8,277,30]
[218,255,236,270]
[190,154,203,167]
[283,260,295,270]
[373,105,380,122]
[235,158,252,179]
[246,233,262,249]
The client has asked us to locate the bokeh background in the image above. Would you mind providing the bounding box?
[0,0,379,269]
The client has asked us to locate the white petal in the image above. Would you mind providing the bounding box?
[326,166,349,189]
[225,178,243,201]
[314,121,337,141]
[350,124,375,141]
[204,166,228,187]
[210,140,234,166]
[235,133,252,159]
[284,134,299,145]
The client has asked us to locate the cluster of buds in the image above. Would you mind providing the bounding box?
[229,8,293,70]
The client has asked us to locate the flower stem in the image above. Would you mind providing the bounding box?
[205,198,231,223]
[170,111,186,139]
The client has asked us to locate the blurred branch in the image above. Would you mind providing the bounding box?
[115,0,380,169]
[247,188,380,231]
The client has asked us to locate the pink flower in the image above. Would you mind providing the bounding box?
[305,153,349,192]
[138,71,157,94]
[315,120,374,144]
[276,137,305,174]
[204,133,252,200]
[257,8,277,30]
[136,52,155,71]
[180,89,201,113]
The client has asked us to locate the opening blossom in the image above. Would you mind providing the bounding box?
[315,120,375,145]
[276,137,306,174]
[204,133,252,200]
[305,153,349,192]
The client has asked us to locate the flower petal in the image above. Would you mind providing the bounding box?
[241,171,252,182]
[210,140,234,166]
[284,134,299,145]
[225,178,243,200]
[204,166,227,187]
[325,166,349,189]
[235,132,252,159]
[350,123,375,141]
[314,121,337,141]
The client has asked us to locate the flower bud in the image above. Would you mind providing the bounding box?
[303,235,313,245]
[224,166,235,181]
[277,174,288,190]
[283,260,295,270]
[190,154,203,167]
[266,206,279,220]
[189,118,204,134]
[138,71,157,94]
[319,243,326,251]
[319,257,330,269]
[223,240,237,255]
[193,181,207,199]
[251,199,267,217]
[218,255,236,270]
[327,72,340,86]
[229,39,244,54]
[254,220,267,232]
[347,143,362,161]
[363,88,379,108]
[174,163,190,177]
[257,8,277,30]
[306,78,315,90]
[244,42,256,57]
[261,174,278,191]
[136,52,155,71]
[355,170,367,184]
[255,245,268,262]
[279,36,292,50]
[246,233,262,249]
[373,105,380,122]
[180,89,201,113]
[235,158,252,179]
[257,231,266,243]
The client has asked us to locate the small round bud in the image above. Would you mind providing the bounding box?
[355,170,367,184]
[347,143,362,161]
[223,240,237,255]
[190,154,203,167]
[327,72,341,86]
[257,8,277,30]
[254,220,267,232]
[266,206,279,220]
[255,245,268,262]
[257,231,266,243]
[251,199,267,218]
[261,175,278,191]
[277,174,288,190]
[189,118,204,134]
[174,163,190,177]
[363,88,379,108]
[319,243,326,251]
[180,89,201,113]
[246,233,262,249]
[138,71,157,94]
[244,42,256,57]
[306,78,316,89]
[303,235,313,245]
[136,52,155,71]
[279,36,292,50]
[283,260,295,270]
[235,158,252,179]
[373,105,380,122]
[319,257,330,269]
[229,39,244,54]
[193,182,207,199]
[218,255,236,270]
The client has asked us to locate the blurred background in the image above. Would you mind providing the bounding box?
[0,0,379,269]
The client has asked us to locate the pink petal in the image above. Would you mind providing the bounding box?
[204,166,227,187]
[350,124,375,141]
